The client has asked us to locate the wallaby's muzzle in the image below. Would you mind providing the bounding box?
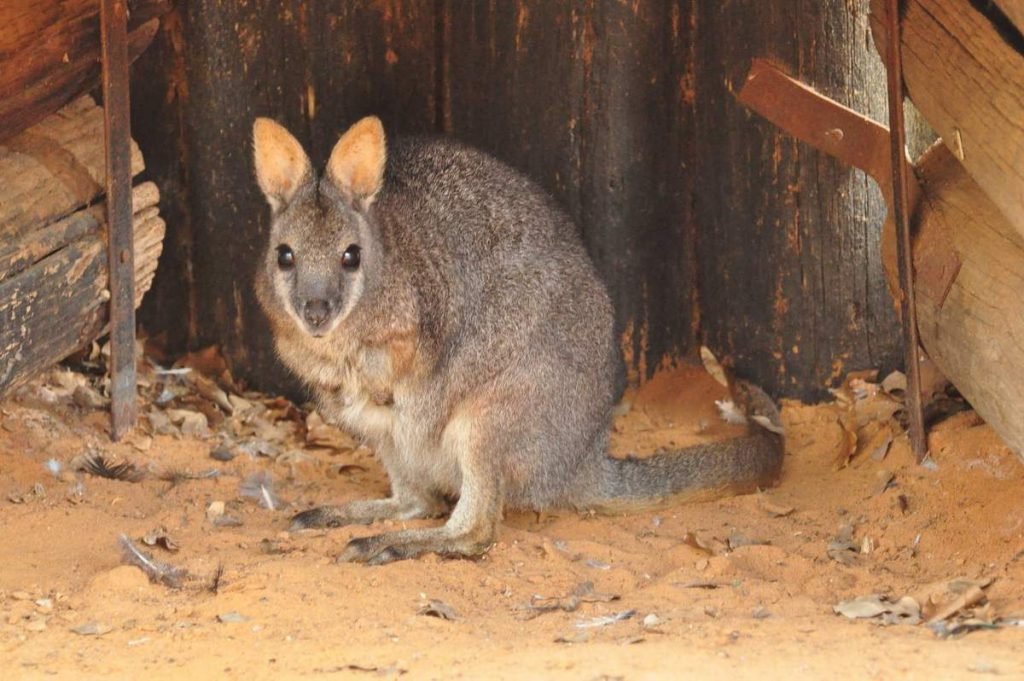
[302,299,334,334]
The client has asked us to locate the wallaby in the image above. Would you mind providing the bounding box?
[252,116,784,565]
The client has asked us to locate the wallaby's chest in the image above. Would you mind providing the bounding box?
[277,331,426,438]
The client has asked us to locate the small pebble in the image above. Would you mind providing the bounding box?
[642,613,661,629]
[217,611,249,624]
[206,501,226,520]
[71,621,112,636]
[210,447,236,462]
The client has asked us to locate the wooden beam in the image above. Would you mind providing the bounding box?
[101,0,138,439]
[870,0,1024,241]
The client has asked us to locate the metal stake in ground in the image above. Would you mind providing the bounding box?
[883,0,927,462]
[101,0,137,440]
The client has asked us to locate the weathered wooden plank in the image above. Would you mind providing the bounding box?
[0,213,98,284]
[0,0,170,142]
[0,183,165,398]
[693,0,933,399]
[911,143,1024,459]
[0,96,145,242]
[870,0,1024,242]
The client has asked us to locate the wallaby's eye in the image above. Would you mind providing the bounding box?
[342,244,361,271]
[277,245,295,270]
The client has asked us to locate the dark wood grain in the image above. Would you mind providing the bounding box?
[443,0,698,379]
[0,0,170,142]
[693,0,932,398]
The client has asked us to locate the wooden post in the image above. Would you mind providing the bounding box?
[882,0,927,461]
[101,0,137,440]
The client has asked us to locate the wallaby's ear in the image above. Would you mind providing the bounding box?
[252,118,312,211]
[326,116,387,209]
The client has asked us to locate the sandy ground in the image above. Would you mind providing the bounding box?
[1,360,1023,680]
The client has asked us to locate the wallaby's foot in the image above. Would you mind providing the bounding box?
[290,497,446,531]
[337,526,495,565]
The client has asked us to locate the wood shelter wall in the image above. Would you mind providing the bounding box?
[132,0,930,399]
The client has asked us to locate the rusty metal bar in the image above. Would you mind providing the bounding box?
[883,0,927,461]
[101,0,137,440]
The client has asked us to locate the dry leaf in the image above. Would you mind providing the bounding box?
[926,585,988,624]
[681,532,724,555]
[870,469,897,497]
[834,413,858,469]
[306,411,357,451]
[700,346,729,387]
[833,595,920,624]
[72,385,108,409]
[165,409,209,437]
[881,371,907,396]
[141,528,180,552]
[176,345,229,378]
[417,599,458,621]
[827,524,859,566]
[186,373,234,414]
[523,581,620,619]
[757,496,795,518]
[575,609,636,629]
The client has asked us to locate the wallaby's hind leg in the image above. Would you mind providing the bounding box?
[290,438,451,530]
[338,414,503,565]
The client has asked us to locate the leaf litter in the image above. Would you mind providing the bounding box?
[833,576,1024,637]
[521,581,620,620]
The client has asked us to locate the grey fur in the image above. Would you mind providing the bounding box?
[253,120,783,564]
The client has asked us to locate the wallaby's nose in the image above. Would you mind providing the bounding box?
[303,299,332,330]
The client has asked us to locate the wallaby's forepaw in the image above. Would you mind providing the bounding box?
[289,506,354,530]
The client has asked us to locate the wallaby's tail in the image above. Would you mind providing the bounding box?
[587,380,784,513]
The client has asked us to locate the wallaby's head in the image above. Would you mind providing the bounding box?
[252,116,386,338]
